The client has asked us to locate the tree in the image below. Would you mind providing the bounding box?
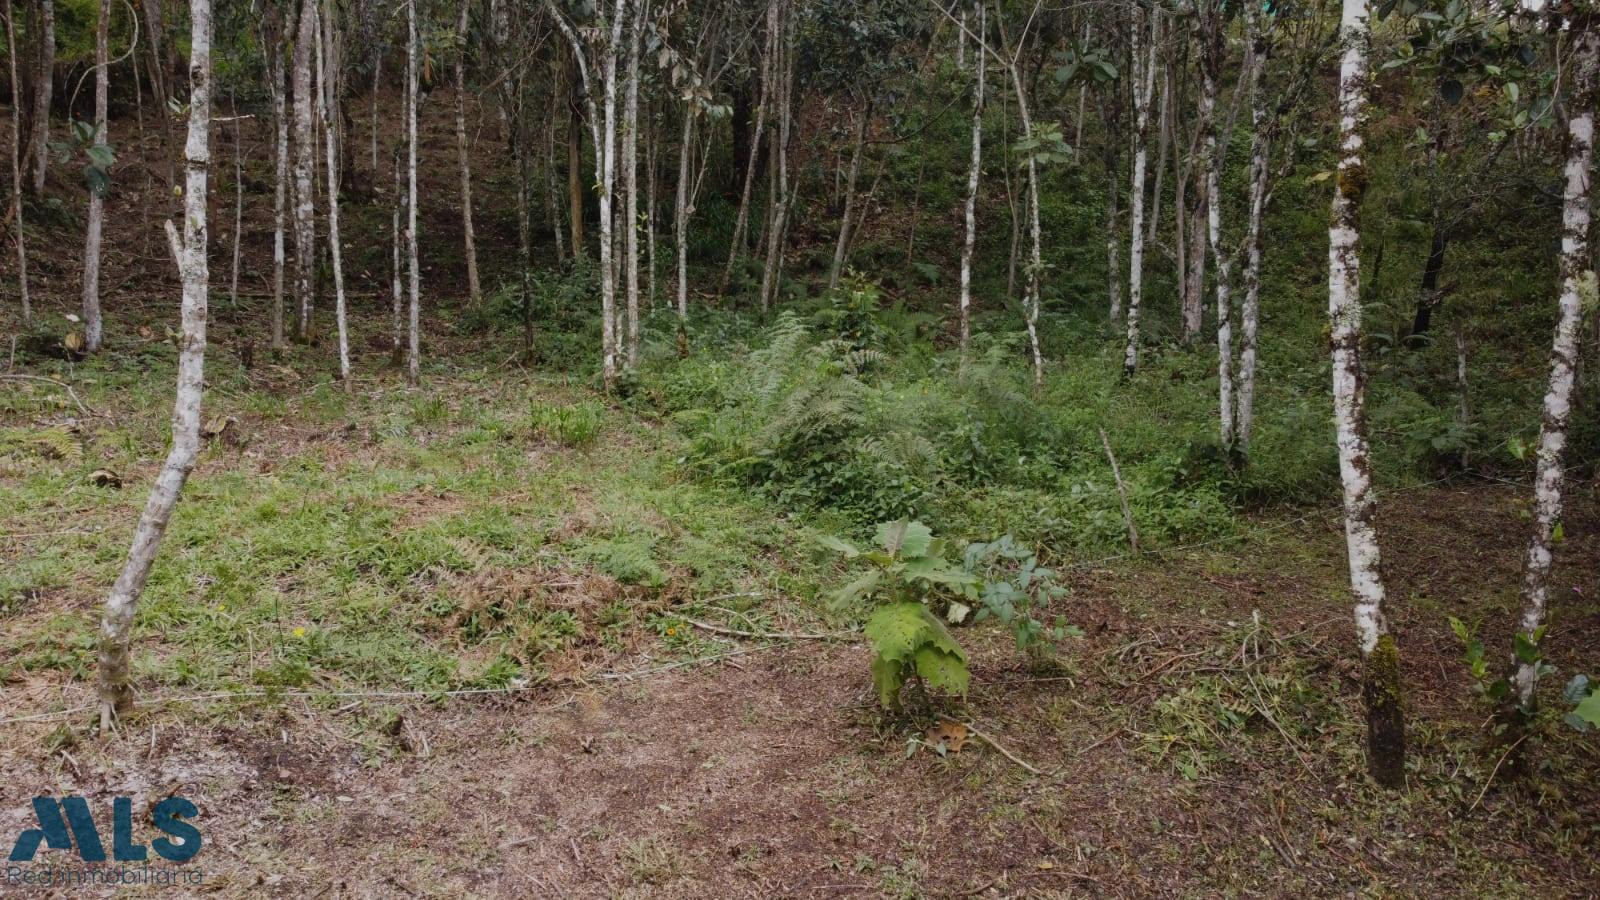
[1327,0,1404,788]
[81,0,110,353]
[5,0,29,325]
[1123,5,1157,376]
[956,0,983,353]
[98,0,212,730]
[455,0,483,307]
[28,0,52,195]
[318,0,352,387]
[264,5,292,353]
[405,0,422,385]
[292,0,318,342]
[1508,18,1599,720]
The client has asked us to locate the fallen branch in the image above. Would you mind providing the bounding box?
[0,373,108,419]
[1469,732,1529,812]
[683,617,857,642]
[964,721,1050,777]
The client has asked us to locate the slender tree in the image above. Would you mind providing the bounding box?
[455,0,483,306]
[827,95,872,292]
[81,0,110,352]
[624,0,647,367]
[292,0,318,341]
[97,0,212,730]
[28,0,52,195]
[957,0,983,353]
[5,0,29,325]
[1327,0,1403,788]
[266,8,291,352]
[1509,22,1599,716]
[405,0,421,384]
[318,0,351,387]
[1124,6,1157,376]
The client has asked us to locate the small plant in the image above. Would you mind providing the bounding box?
[822,520,976,711]
[1448,616,1552,710]
[959,535,1079,654]
[1561,675,1600,732]
[530,400,604,447]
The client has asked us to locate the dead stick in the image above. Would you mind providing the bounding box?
[1099,427,1139,553]
[964,721,1050,777]
[683,617,856,642]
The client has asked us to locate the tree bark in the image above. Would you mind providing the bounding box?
[292,0,317,341]
[568,62,585,256]
[1124,8,1156,376]
[721,14,769,297]
[5,0,28,324]
[1328,0,1403,789]
[81,0,109,352]
[317,0,350,387]
[957,0,984,353]
[268,12,290,351]
[405,0,421,385]
[757,0,791,316]
[1509,25,1599,712]
[828,97,872,292]
[1236,0,1269,451]
[27,0,50,195]
[97,0,211,730]
[456,0,482,306]
[624,0,646,368]
[674,106,694,342]
[1197,0,1235,447]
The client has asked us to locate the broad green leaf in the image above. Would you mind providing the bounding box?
[872,654,906,709]
[1514,631,1541,665]
[827,570,880,610]
[1563,674,1592,704]
[876,519,933,558]
[1572,689,1600,730]
[816,534,861,558]
[865,602,932,664]
[913,645,969,697]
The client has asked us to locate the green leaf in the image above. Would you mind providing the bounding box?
[828,570,881,610]
[816,534,861,558]
[901,555,979,587]
[876,520,933,558]
[1563,674,1592,704]
[1448,616,1470,644]
[1572,690,1600,729]
[865,602,933,664]
[1513,631,1541,665]
[872,654,906,709]
[913,645,969,697]
[86,143,116,168]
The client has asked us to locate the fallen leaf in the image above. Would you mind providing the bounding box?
[87,468,122,488]
[925,720,968,754]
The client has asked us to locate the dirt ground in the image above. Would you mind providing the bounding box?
[3,482,1599,898]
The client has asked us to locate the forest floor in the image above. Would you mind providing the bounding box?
[3,311,1600,897]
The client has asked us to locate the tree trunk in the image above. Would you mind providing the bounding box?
[1124,8,1155,376]
[292,0,317,341]
[1405,222,1447,349]
[455,0,482,305]
[81,0,109,353]
[545,80,566,259]
[1197,1,1235,447]
[674,106,694,344]
[1328,0,1403,789]
[568,63,585,257]
[268,16,289,351]
[1236,1,1269,451]
[5,0,28,323]
[317,0,350,387]
[722,15,771,297]
[27,0,51,195]
[757,0,790,315]
[5,0,28,324]
[1509,25,1599,713]
[957,0,984,353]
[229,91,243,310]
[392,145,403,362]
[405,0,421,385]
[828,98,871,292]
[624,0,646,368]
[97,0,211,729]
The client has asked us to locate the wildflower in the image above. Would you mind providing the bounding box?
[292,626,307,639]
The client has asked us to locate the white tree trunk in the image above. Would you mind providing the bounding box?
[229,92,243,311]
[957,0,984,353]
[674,107,693,330]
[405,0,421,385]
[97,0,211,729]
[28,0,52,195]
[1198,3,1235,447]
[6,0,30,324]
[455,0,482,305]
[1237,2,1269,452]
[292,0,317,341]
[269,26,289,351]
[1124,9,1156,376]
[828,99,871,292]
[1328,0,1403,788]
[81,0,109,352]
[317,0,350,387]
[624,0,646,368]
[392,145,403,362]
[1511,26,1599,710]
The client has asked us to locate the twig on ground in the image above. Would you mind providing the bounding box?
[963,721,1050,777]
[1469,732,1529,812]
[0,373,108,419]
[683,617,856,642]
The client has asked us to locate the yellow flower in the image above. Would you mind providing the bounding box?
[292,627,307,639]
[665,627,676,636]
[215,604,225,612]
